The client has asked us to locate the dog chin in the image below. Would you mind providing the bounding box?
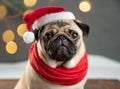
[48,45,74,61]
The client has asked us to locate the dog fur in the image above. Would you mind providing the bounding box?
[14,20,89,89]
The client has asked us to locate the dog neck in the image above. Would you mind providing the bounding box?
[29,42,88,85]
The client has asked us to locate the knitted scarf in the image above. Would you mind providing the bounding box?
[29,42,88,86]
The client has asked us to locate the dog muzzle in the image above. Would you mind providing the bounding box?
[47,35,77,61]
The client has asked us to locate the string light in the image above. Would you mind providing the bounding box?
[17,24,27,37]
[76,19,82,23]
[23,0,37,7]
[49,0,55,1]
[79,1,91,12]
[23,10,33,15]
[0,5,7,20]
[6,41,18,54]
[2,29,15,43]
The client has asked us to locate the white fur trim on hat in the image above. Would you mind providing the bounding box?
[33,12,75,29]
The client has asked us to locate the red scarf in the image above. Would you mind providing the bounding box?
[29,42,88,86]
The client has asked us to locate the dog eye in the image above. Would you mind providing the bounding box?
[68,29,78,39]
[45,31,53,39]
[71,32,78,39]
[44,31,54,43]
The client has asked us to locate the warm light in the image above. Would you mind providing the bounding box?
[23,10,32,15]
[2,30,15,43]
[76,19,82,23]
[79,1,91,12]
[0,5,7,19]
[49,0,55,1]
[6,41,18,54]
[17,24,27,37]
[24,0,37,7]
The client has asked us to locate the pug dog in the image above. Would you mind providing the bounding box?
[14,6,89,89]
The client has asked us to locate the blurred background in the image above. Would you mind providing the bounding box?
[0,0,120,80]
[0,0,120,62]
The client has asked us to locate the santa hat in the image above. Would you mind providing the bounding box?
[23,6,76,44]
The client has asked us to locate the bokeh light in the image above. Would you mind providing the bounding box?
[76,19,82,23]
[2,29,15,43]
[17,24,27,37]
[49,0,55,2]
[6,41,18,54]
[23,10,33,15]
[0,5,7,19]
[24,0,37,7]
[79,1,91,12]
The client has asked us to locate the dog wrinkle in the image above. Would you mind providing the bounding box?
[49,20,70,28]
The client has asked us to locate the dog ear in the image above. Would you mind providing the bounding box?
[32,26,45,40]
[33,29,39,40]
[74,20,89,37]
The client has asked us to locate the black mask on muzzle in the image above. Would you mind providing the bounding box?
[47,35,77,61]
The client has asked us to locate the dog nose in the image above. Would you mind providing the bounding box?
[58,35,66,40]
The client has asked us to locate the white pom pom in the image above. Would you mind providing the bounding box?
[23,32,35,44]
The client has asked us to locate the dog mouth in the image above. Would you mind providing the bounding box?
[47,35,77,61]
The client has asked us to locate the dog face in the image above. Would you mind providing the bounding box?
[33,20,89,64]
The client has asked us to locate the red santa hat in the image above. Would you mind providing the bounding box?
[23,6,76,44]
